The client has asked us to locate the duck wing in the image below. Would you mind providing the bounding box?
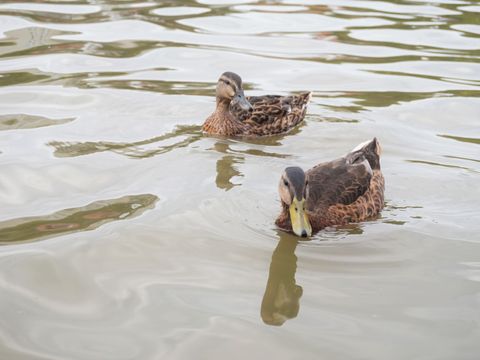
[306,157,372,210]
[230,95,285,122]
[306,138,381,210]
[231,92,311,135]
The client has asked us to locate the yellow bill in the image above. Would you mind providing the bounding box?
[289,198,312,237]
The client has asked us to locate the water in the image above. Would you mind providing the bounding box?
[0,0,479,359]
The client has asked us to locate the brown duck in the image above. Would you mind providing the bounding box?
[276,138,385,237]
[202,72,311,137]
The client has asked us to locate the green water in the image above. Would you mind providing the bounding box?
[0,1,479,359]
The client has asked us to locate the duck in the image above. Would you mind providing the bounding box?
[202,72,311,137]
[276,138,385,237]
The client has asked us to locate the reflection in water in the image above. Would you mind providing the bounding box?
[0,113,74,131]
[216,154,242,190]
[380,203,425,228]
[383,220,406,226]
[213,142,243,191]
[321,90,480,111]
[0,68,130,88]
[444,155,480,164]
[407,159,477,173]
[0,194,158,244]
[212,140,290,191]
[261,236,302,326]
[86,79,215,95]
[439,134,480,145]
[49,125,203,158]
[1,0,479,357]
[0,27,80,59]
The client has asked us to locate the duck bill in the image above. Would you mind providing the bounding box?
[289,198,312,238]
[231,89,253,112]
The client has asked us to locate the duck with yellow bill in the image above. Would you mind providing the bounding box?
[276,138,385,237]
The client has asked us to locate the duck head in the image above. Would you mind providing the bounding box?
[216,72,253,112]
[279,167,312,238]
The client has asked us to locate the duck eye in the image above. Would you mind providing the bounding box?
[225,80,230,86]
[283,180,289,186]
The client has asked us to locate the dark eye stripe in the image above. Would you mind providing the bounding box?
[221,78,235,88]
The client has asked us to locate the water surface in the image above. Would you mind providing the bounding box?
[0,1,479,359]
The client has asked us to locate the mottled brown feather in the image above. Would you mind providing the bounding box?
[203,78,311,137]
[276,138,385,234]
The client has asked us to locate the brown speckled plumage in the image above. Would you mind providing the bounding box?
[202,72,311,137]
[276,138,385,234]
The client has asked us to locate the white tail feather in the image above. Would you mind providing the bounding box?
[351,139,372,153]
[360,158,373,176]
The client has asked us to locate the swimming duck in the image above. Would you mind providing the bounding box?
[202,72,311,137]
[276,138,385,237]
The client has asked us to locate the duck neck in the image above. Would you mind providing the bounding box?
[216,98,238,123]
[210,96,245,136]
[216,97,231,113]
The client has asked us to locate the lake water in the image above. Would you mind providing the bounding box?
[0,0,479,359]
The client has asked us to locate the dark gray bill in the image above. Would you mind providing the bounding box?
[231,89,253,112]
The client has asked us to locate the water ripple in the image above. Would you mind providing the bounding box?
[0,194,158,244]
[1,0,480,359]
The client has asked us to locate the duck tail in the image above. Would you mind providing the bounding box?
[294,92,312,110]
[270,92,311,134]
[351,138,382,170]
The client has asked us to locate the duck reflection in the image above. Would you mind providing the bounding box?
[261,235,303,326]
[212,142,243,191]
[212,140,290,191]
